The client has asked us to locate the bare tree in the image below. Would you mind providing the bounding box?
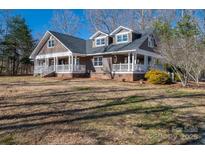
[155,14,205,86]
[135,10,155,31]
[156,35,192,87]
[102,57,115,79]
[50,10,81,35]
[86,10,140,33]
[86,9,158,33]
[188,38,205,85]
[156,10,177,24]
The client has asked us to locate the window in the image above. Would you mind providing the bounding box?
[148,35,154,48]
[123,34,128,41]
[95,38,106,46]
[93,56,103,67]
[116,33,129,43]
[48,37,55,48]
[117,35,122,42]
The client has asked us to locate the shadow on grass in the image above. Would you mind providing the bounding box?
[4,87,154,100]
[0,84,205,144]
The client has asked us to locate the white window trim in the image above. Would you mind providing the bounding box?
[93,56,103,67]
[115,32,130,44]
[47,38,55,48]
[95,36,107,47]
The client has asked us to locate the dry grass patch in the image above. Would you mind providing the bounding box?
[0,76,205,144]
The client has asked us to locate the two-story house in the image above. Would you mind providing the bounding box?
[30,26,162,81]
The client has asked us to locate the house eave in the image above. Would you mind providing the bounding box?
[110,26,133,36]
[30,30,73,60]
[89,31,109,39]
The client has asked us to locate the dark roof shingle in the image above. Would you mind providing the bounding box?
[49,31,86,54]
[49,30,154,55]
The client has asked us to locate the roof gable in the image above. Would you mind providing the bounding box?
[49,31,86,54]
[89,31,108,39]
[110,26,133,35]
[30,31,86,59]
[30,31,57,59]
[86,32,151,55]
[37,35,68,56]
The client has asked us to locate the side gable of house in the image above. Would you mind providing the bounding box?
[30,31,71,59]
[139,37,155,53]
[38,35,68,55]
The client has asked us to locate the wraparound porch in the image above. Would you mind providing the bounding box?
[110,52,163,73]
[34,53,86,75]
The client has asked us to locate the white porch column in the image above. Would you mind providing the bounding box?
[132,53,134,71]
[135,53,137,64]
[56,57,58,72]
[68,55,71,71]
[71,55,73,71]
[54,57,56,71]
[144,55,148,71]
[128,53,130,71]
[34,59,37,67]
[74,55,77,65]
[46,58,49,67]
[74,55,77,71]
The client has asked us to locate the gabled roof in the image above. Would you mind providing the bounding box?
[30,31,86,59]
[89,30,108,39]
[31,28,159,59]
[110,26,133,35]
[49,31,86,54]
[86,32,153,55]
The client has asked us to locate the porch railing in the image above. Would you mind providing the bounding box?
[56,65,70,72]
[56,64,86,73]
[34,64,86,74]
[34,65,54,75]
[112,63,146,73]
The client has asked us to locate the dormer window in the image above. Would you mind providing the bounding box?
[95,37,106,47]
[47,36,55,48]
[116,33,129,44]
[148,35,154,48]
[90,31,108,48]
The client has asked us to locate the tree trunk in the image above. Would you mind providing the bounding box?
[141,10,145,31]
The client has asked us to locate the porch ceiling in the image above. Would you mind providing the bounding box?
[36,51,71,59]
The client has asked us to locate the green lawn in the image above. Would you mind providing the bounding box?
[0,76,204,144]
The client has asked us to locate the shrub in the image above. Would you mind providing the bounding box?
[174,73,181,82]
[145,69,171,84]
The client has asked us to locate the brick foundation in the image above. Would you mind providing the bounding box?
[91,72,145,81]
[91,72,111,80]
[56,73,88,79]
[44,71,144,82]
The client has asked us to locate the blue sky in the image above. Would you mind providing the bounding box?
[13,9,90,40]
[10,9,205,41]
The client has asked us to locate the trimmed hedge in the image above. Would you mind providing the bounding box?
[145,69,171,84]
